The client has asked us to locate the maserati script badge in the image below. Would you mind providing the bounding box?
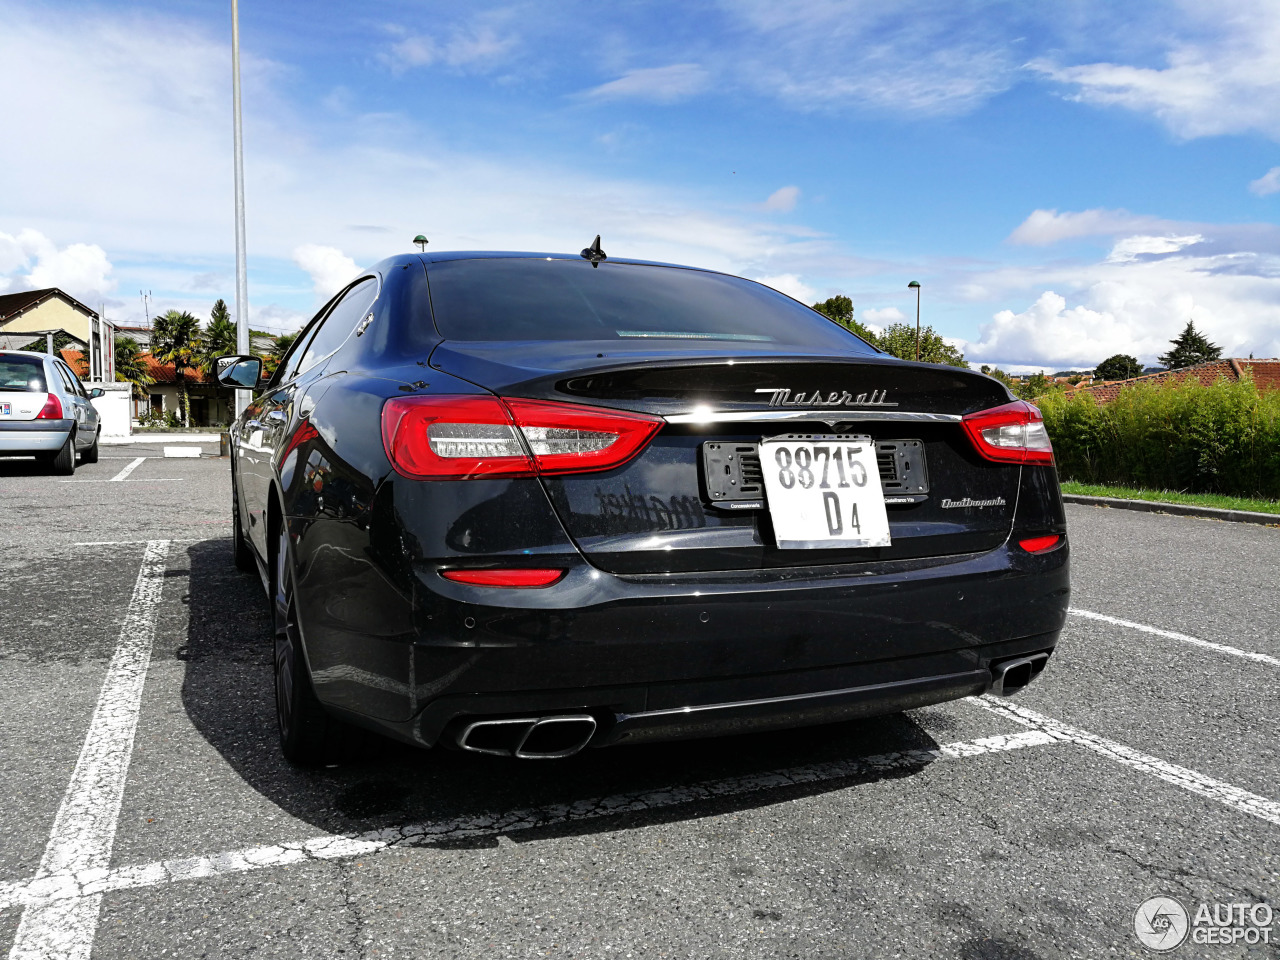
[754,387,896,408]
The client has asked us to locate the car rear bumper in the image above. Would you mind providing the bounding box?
[301,537,1070,749]
[0,419,72,453]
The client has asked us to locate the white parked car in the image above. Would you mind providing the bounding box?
[0,349,102,474]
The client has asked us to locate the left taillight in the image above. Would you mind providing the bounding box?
[961,400,1054,464]
[36,393,63,419]
[381,395,664,480]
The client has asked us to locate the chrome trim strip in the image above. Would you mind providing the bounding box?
[665,409,962,424]
[616,670,985,721]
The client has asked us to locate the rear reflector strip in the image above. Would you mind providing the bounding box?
[440,568,566,587]
[1018,535,1061,553]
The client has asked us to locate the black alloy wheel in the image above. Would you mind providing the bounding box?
[273,523,335,765]
[47,429,76,475]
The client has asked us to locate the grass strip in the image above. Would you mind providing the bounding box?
[1061,480,1280,516]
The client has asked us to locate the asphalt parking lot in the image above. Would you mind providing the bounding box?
[0,446,1276,959]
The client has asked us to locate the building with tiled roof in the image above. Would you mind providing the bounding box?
[1064,358,1280,404]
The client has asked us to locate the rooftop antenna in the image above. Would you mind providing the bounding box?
[413,235,428,252]
[140,290,152,324]
[580,235,607,267]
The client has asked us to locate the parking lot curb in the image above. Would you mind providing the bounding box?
[1063,493,1280,527]
[101,434,222,445]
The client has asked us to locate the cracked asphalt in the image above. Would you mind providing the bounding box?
[1,447,1277,958]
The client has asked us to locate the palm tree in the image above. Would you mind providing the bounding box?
[151,310,203,426]
[114,336,154,404]
[199,301,239,376]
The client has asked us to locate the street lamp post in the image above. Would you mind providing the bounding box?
[907,281,921,361]
[231,0,250,418]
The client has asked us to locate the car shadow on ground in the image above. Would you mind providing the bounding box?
[179,538,956,846]
[0,457,55,477]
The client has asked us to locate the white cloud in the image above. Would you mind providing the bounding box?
[1008,208,1175,246]
[1250,167,1280,196]
[382,23,516,74]
[754,273,816,304]
[862,307,905,325]
[760,186,800,213]
[0,228,114,301]
[1105,234,1203,263]
[582,64,710,103]
[1028,3,1280,141]
[963,246,1280,369]
[719,1,1016,115]
[292,245,359,299]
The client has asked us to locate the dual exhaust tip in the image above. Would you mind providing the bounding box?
[989,652,1050,697]
[456,714,598,759]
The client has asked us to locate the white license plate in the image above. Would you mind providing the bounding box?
[759,434,891,548]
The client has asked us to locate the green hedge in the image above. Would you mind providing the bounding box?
[1037,374,1280,499]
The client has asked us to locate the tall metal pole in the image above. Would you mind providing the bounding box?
[908,281,921,362]
[231,0,250,417]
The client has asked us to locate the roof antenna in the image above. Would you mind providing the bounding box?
[580,235,607,267]
[413,235,428,252]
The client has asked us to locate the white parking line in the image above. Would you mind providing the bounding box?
[7,540,170,960]
[59,478,182,484]
[1070,608,1280,667]
[0,729,1056,911]
[108,457,146,482]
[974,696,1280,827]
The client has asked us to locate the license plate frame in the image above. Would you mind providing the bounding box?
[758,433,892,549]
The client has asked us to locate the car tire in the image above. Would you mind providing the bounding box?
[50,430,76,475]
[274,523,336,765]
[231,469,255,573]
[81,428,100,464]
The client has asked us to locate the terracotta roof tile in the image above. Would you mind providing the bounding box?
[58,348,90,378]
[140,353,211,384]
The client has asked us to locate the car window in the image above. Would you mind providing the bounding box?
[424,259,879,353]
[59,361,88,397]
[294,277,378,376]
[0,355,48,392]
[52,361,76,394]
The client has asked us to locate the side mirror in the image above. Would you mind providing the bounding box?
[215,355,263,390]
[88,388,105,399]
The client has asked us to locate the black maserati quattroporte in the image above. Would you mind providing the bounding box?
[217,246,1069,764]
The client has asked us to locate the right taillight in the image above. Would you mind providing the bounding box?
[962,400,1053,464]
[381,395,663,480]
[35,393,63,419]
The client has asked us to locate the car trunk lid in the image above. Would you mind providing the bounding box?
[430,342,1023,573]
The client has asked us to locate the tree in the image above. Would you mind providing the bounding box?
[810,295,879,344]
[263,332,297,377]
[113,336,154,401]
[199,299,239,376]
[151,310,203,426]
[873,322,968,368]
[1016,371,1053,400]
[1158,321,1221,370]
[1094,353,1143,381]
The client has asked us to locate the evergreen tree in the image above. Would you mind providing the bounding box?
[200,299,239,375]
[1158,321,1221,369]
[1093,353,1144,381]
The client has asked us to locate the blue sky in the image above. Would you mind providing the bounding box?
[4,0,1280,370]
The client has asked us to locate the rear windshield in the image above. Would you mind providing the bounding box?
[0,355,47,392]
[424,259,878,352]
